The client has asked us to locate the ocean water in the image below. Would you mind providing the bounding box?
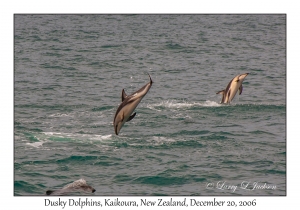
[14,14,286,196]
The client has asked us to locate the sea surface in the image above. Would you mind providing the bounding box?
[14,14,286,196]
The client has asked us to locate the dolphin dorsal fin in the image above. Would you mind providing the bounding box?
[122,89,128,101]
[126,112,136,122]
[216,90,225,95]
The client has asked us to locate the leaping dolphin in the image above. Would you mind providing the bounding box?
[216,73,249,104]
[113,74,153,135]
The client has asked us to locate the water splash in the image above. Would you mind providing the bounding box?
[42,132,113,142]
[26,142,44,148]
[147,100,221,111]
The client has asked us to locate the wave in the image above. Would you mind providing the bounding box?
[152,136,176,143]
[22,132,114,150]
[27,130,229,150]
[146,100,285,112]
[48,113,71,117]
[133,174,206,186]
[14,180,45,195]
[43,132,113,142]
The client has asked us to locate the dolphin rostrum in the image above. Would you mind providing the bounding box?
[113,74,153,135]
[216,73,249,104]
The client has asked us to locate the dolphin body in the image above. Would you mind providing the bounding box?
[113,74,153,135]
[46,179,95,196]
[216,73,249,104]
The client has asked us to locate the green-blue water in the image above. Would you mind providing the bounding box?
[14,14,286,196]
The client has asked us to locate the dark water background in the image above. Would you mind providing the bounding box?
[14,14,286,196]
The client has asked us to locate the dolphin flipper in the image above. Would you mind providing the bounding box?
[126,112,136,122]
[239,85,243,95]
[216,90,225,95]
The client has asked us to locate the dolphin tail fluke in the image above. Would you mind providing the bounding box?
[216,90,225,95]
[126,112,136,122]
[147,73,153,84]
[239,85,243,95]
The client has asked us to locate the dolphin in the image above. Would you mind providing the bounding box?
[216,73,249,104]
[113,74,153,135]
[46,178,95,195]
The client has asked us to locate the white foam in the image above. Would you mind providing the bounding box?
[92,134,112,141]
[43,132,113,142]
[152,136,176,143]
[147,100,221,110]
[147,100,196,110]
[43,132,62,136]
[26,142,44,148]
[202,100,222,107]
[49,113,70,117]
